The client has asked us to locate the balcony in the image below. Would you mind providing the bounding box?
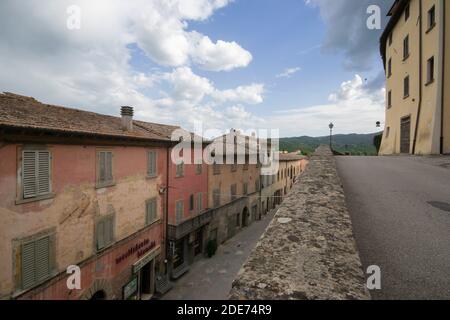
[168,210,213,241]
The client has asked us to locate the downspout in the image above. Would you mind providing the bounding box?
[440,0,446,154]
[412,0,424,155]
[164,146,170,274]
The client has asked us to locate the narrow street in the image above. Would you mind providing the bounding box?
[161,209,277,300]
[336,156,450,300]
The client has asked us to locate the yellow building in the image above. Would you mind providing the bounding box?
[379,0,450,155]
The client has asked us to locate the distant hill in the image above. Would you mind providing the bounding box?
[280,132,382,156]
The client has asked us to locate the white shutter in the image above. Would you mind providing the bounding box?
[22,151,37,198]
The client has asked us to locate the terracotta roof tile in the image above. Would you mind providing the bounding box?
[0,92,179,142]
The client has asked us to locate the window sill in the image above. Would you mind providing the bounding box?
[403,94,410,100]
[16,193,55,205]
[426,23,436,34]
[96,241,115,253]
[145,218,161,228]
[146,174,158,180]
[96,181,116,189]
[175,175,184,179]
[425,79,435,86]
[403,54,410,62]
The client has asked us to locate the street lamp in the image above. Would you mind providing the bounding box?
[328,122,334,149]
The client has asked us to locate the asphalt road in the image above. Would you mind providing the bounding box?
[336,156,450,300]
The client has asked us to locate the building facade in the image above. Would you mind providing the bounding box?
[206,132,261,245]
[165,144,209,279]
[0,93,176,300]
[379,0,450,155]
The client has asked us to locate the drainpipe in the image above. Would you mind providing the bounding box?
[440,0,446,154]
[164,146,170,275]
[412,0,423,155]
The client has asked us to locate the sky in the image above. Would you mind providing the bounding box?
[0,0,394,137]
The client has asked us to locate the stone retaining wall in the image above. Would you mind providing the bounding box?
[229,146,370,300]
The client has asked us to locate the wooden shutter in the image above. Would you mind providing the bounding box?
[35,236,50,281]
[22,151,37,198]
[37,151,50,195]
[176,201,183,223]
[148,151,157,176]
[146,199,157,224]
[21,241,35,289]
[99,151,106,183]
[106,152,113,182]
[97,219,105,250]
[197,193,202,213]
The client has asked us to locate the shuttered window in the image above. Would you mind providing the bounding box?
[147,151,157,177]
[213,189,221,208]
[403,35,409,60]
[189,194,194,211]
[176,162,184,177]
[21,235,53,289]
[146,198,158,225]
[22,150,51,199]
[243,183,248,195]
[176,200,184,223]
[404,76,410,98]
[97,151,114,187]
[197,193,203,213]
[230,184,237,201]
[96,215,114,251]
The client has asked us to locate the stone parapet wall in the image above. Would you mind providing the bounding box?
[229,146,370,300]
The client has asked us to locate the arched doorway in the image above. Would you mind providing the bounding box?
[89,290,106,300]
[242,207,249,227]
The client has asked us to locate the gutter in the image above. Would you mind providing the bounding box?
[412,0,424,155]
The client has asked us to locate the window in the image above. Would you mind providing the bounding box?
[427,56,435,84]
[428,5,436,31]
[387,58,392,77]
[97,151,114,188]
[96,214,114,251]
[388,90,392,108]
[21,150,51,200]
[189,194,194,212]
[403,35,409,60]
[243,183,248,195]
[388,32,393,46]
[405,4,410,21]
[386,127,391,138]
[404,76,410,98]
[255,179,260,192]
[230,184,237,201]
[196,164,202,175]
[197,193,203,213]
[213,162,221,175]
[176,162,184,177]
[20,233,54,290]
[145,198,158,225]
[147,151,157,177]
[176,200,184,223]
[213,189,221,208]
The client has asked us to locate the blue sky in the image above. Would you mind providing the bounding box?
[0,0,393,137]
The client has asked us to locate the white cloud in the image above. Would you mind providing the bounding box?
[0,0,259,131]
[212,84,264,105]
[267,75,385,137]
[276,67,301,78]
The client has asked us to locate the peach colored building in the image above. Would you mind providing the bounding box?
[0,93,176,300]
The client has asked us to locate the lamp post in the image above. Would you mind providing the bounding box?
[328,122,334,149]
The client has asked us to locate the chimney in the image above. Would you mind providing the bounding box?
[120,106,133,131]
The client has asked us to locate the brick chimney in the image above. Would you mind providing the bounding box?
[120,106,133,131]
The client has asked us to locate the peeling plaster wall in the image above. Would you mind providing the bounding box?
[0,143,167,298]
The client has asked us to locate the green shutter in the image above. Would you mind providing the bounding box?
[148,151,157,176]
[146,199,157,225]
[97,219,105,250]
[106,152,113,181]
[197,193,202,213]
[22,151,37,199]
[37,151,50,195]
[35,236,50,281]
[21,241,35,289]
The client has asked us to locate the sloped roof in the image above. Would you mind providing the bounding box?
[0,92,179,142]
[279,152,307,161]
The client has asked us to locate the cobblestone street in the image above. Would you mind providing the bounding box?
[161,209,277,300]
